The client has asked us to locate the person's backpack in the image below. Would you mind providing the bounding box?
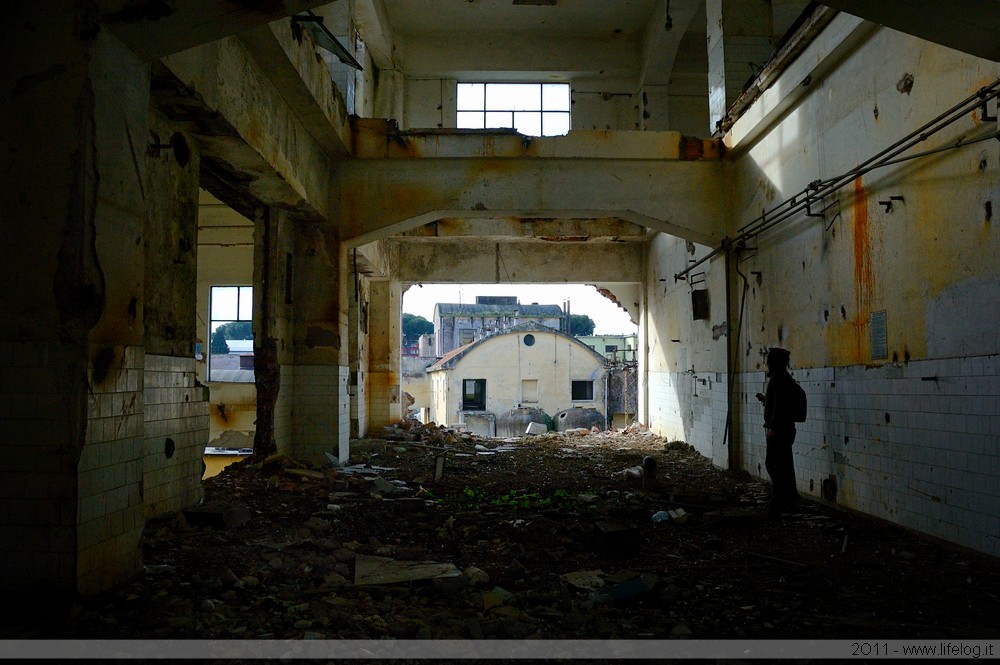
[791,379,807,422]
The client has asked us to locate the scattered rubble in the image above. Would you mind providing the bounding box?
[20,422,1000,641]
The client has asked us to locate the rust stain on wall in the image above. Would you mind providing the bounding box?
[852,177,875,322]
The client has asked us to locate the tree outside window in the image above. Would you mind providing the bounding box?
[209,286,254,383]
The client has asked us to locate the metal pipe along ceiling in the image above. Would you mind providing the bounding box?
[675,78,1000,282]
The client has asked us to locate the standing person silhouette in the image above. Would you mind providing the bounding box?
[755,347,799,516]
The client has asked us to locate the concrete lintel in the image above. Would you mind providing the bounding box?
[397,217,649,240]
[392,239,644,284]
[338,157,725,246]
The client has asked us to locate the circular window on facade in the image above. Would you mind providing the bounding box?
[523,334,535,346]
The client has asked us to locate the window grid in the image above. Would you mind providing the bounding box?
[457,83,570,137]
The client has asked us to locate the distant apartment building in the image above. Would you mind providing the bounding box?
[433,296,565,356]
[577,334,638,364]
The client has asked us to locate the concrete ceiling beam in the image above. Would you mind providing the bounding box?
[390,239,644,283]
[821,0,1000,63]
[396,217,648,240]
[100,0,331,60]
[337,156,724,247]
[155,35,336,223]
[237,20,353,159]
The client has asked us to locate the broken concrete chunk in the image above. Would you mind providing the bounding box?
[354,554,462,585]
[561,569,607,591]
[525,422,547,435]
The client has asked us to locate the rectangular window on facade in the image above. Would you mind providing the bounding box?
[521,379,538,403]
[209,285,254,383]
[462,379,486,411]
[459,328,476,345]
[605,345,618,353]
[457,82,570,136]
[571,380,594,401]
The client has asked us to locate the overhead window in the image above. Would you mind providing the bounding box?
[457,83,570,136]
[208,285,254,383]
[462,379,487,411]
[571,380,594,401]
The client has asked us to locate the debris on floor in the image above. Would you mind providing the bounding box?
[27,424,1000,641]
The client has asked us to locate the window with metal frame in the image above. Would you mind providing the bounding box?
[457,82,570,136]
[571,380,594,401]
[208,285,254,383]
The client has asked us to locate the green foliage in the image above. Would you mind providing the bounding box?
[402,313,434,345]
[568,313,596,336]
[210,321,253,355]
[210,329,230,354]
[215,320,253,340]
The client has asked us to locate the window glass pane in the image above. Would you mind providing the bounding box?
[572,380,594,400]
[457,83,484,110]
[238,286,253,321]
[485,111,513,129]
[457,111,485,129]
[487,83,539,111]
[211,286,238,320]
[543,83,570,111]
[542,112,570,136]
[514,112,541,136]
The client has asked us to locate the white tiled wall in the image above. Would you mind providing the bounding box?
[734,356,1000,558]
[142,355,209,520]
[78,345,145,594]
[648,370,730,467]
[292,365,350,463]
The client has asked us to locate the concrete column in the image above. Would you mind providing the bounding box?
[290,221,350,463]
[366,279,403,431]
[0,5,154,602]
[348,272,370,438]
[706,0,774,133]
[142,111,209,522]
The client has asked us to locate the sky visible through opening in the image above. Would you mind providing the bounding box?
[403,283,637,335]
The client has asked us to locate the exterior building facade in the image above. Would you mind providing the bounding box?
[427,322,607,436]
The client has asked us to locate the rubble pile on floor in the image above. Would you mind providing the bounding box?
[33,425,1000,641]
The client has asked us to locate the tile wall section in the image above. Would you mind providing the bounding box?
[735,355,1000,558]
[292,365,350,463]
[142,355,209,520]
[647,370,730,467]
[0,340,80,592]
[78,345,145,594]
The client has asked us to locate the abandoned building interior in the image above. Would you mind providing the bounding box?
[3,0,1000,616]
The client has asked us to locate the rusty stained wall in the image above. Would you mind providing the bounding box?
[714,26,1000,556]
[730,29,1000,370]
